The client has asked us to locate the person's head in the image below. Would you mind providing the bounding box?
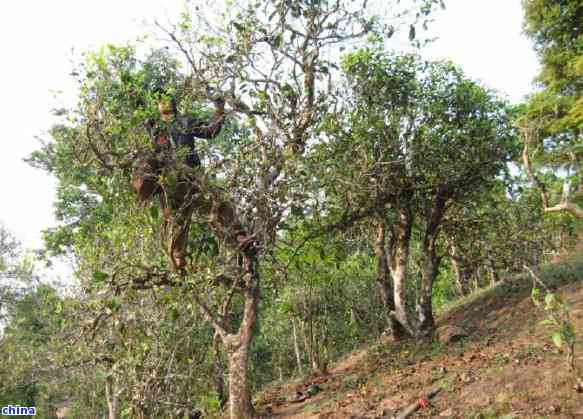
[157,97,177,121]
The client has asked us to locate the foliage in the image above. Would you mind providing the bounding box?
[0,284,69,416]
[519,0,583,218]
[313,48,516,334]
[528,265,578,376]
[523,0,583,100]
[27,1,446,416]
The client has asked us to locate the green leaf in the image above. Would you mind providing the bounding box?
[408,25,416,41]
[92,271,109,284]
[149,205,159,219]
[551,332,563,349]
[531,288,541,306]
[544,292,556,307]
[273,34,283,48]
[108,297,121,311]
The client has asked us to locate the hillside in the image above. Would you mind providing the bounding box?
[255,254,583,419]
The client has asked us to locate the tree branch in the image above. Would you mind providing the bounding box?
[521,125,583,218]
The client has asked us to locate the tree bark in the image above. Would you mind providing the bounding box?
[227,345,254,419]
[522,126,583,219]
[225,248,259,419]
[374,219,407,338]
[417,250,440,335]
[483,241,499,286]
[300,317,320,372]
[291,317,303,375]
[213,331,228,409]
[105,374,117,419]
[389,206,414,338]
[417,193,447,336]
[450,255,471,296]
[448,240,473,296]
[374,221,392,312]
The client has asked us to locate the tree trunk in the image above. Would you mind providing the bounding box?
[299,316,326,372]
[224,247,259,419]
[301,319,320,372]
[483,242,499,286]
[105,374,117,419]
[291,318,303,375]
[448,242,472,296]
[374,221,392,314]
[227,345,254,419]
[162,173,260,418]
[213,331,228,409]
[417,251,440,335]
[450,256,466,295]
[417,192,447,336]
[374,219,407,338]
[389,207,414,338]
[309,312,318,371]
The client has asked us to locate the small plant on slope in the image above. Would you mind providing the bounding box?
[525,265,579,380]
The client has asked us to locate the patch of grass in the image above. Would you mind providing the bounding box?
[492,353,510,367]
[337,373,367,392]
[486,365,506,377]
[515,344,542,361]
[437,285,495,316]
[425,340,447,359]
[367,371,385,389]
[438,253,583,326]
[432,373,456,390]
[539,253,583,288]
[365,342,391,364]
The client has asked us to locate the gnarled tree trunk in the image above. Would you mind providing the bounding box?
[417,249,441,335]
[374,219,407,339]
[417,192,448,336]
[183,182,260,419]
[388,206,415,338]
[224,247,259,419]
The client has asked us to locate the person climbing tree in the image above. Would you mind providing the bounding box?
[132,94,226,269]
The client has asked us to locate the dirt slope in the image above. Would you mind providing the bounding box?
[255,255,583,418]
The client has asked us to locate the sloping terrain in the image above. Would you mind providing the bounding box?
[255,254,583,418]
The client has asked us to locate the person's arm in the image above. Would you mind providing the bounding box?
[189,98,225,139]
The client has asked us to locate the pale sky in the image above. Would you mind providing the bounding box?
[0,1,538,259]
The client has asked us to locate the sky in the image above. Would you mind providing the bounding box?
[423,1,539,102]
[0,1,539,267]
